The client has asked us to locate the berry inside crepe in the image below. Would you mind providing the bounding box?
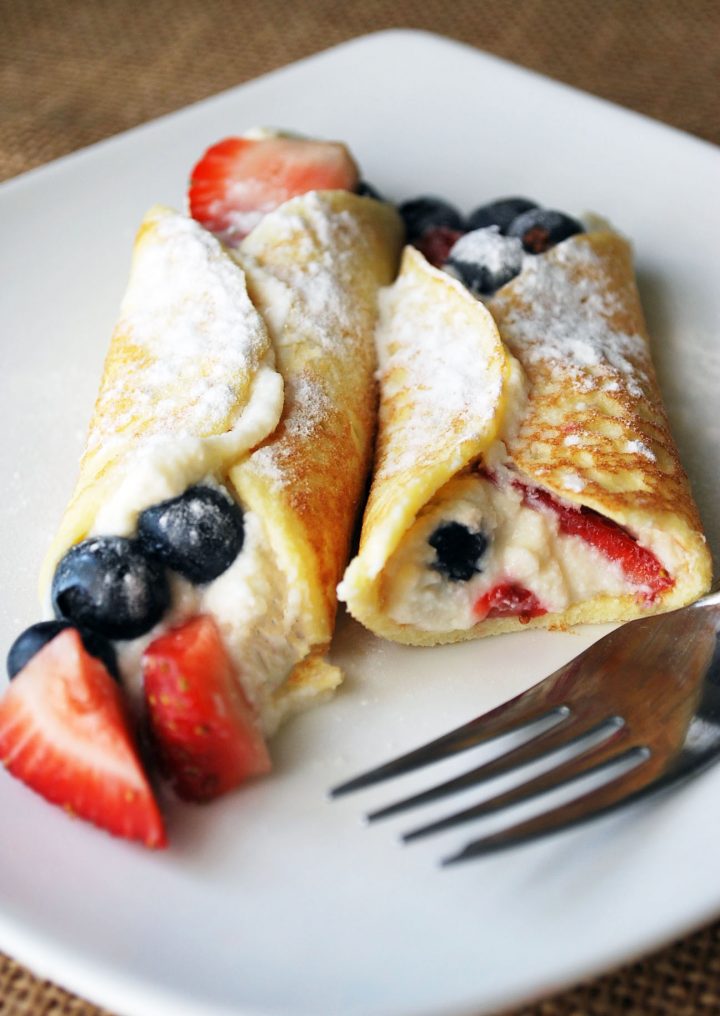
[339,195,711,644]
[1,133,402,845]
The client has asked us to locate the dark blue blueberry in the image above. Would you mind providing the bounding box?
[52,536,169,640]
[138,485,245,584]
[444,229,523,296]
[399,196,464,242]
[6,620,119,680]
[467,197,538,234]
[429,522,489,582]
[506,208,584,254]
[356,180,384,201]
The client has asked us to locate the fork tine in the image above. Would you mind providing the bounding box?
[367,714,621,822]
[330,692,570,797]
[403,730,642,842]
[442,746,654,864]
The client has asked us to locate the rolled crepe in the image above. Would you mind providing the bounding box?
[340,228,712,645]
[40,204,284,588]
[230,191,402,726]
[41,194,402,731]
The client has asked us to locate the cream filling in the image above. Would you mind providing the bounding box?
[88,447,308,738]
[91,366,282,536]
[383,472,634,632]
[378,222,684,635]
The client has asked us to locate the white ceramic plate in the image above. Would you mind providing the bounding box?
[1,30,719,1016]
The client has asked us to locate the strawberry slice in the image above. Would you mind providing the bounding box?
[0,629,166,848]
[143,616,270,802]
[475,583,547,623]
[189,135,359,242]
[521,485,673,599]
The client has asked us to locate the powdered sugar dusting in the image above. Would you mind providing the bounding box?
[375,249,504,475]
[490,240,649,397]
[626,439,656,461]
[250,374,333,487]
[86,206,276,461]
[445,228,523,289]
[240,193,362,357]
[237,192,384,489]
[560,471,586,492]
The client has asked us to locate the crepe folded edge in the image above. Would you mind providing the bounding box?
[37,192,405,726]
[38,203,284,599]
[340,231,712,646]
[231,191,404,713]
[338,245,523,642]
[492,230,711,620]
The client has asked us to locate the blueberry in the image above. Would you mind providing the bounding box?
[356,180,384,201]
[138,485,245,584]
[52,536,169,640]
[6,620,119,680]
[467,197,538,234]
[399,196,464,242]
[506,208,584,254]
[444,228,523,295]
[429,522,489,582]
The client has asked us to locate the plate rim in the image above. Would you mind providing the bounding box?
[1,27,719,1016]
[1,28,717,199]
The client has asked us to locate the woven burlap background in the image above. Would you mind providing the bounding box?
[1,1,719,1013]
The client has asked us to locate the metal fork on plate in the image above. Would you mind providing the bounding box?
[331,582,720,864]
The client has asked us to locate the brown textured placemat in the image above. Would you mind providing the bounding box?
[1,0,719,184]
[1,1,719,1014]
[4,918,720,1016]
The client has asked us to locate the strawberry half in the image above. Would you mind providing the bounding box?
[0,629,166,848]
[189,134,359,242]
[521,485,673,600]
[143,615,270,803]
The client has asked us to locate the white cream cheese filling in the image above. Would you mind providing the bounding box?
[383,472,634,632]
[88,448,307,735]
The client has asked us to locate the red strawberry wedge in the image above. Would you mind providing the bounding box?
[0,629,166,848]
[143,616,271,803]
[522,485,673,600]
[189,134,359,242]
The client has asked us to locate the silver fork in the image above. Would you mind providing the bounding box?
[331,583,720,864]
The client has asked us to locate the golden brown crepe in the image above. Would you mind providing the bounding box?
[41,194,403,730]
[231,190,403,721]
[340,229,711,645]
[40,204,284,592]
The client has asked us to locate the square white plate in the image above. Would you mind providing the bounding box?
[1,30,719,1016]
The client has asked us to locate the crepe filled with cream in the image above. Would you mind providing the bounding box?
[41,193,402,732]
[340,227,711,645]
[41,204,284,589]
[230,190,402,725]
